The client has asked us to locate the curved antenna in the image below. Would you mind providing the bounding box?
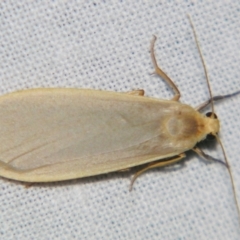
[196,90,240,111]
[215,135,240,225]
[187,15,215,116]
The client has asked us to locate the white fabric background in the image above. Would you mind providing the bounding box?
[0,1,240,240]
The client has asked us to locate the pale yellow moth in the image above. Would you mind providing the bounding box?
[0,16,239,222]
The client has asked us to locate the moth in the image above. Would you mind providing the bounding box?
[0,16,239,222]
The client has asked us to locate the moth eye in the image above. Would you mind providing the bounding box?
[206,112,218,119]
[206,133,216,140]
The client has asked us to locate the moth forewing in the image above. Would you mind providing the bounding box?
[0,89,211,182]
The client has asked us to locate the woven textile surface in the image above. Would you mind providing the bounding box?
[0,1,240,240]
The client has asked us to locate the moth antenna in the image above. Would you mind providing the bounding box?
[215,135,240,225]
[196,90,240,111]
[187,14,215,116]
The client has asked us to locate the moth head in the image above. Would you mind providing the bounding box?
[205,112,220,139]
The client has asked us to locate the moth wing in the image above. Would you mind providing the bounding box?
[0,89,193,182]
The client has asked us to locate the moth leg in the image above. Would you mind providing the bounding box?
[193,147,227,167]
[150,35,181,101]
[130,153,186,191]
[126,89,145,96]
